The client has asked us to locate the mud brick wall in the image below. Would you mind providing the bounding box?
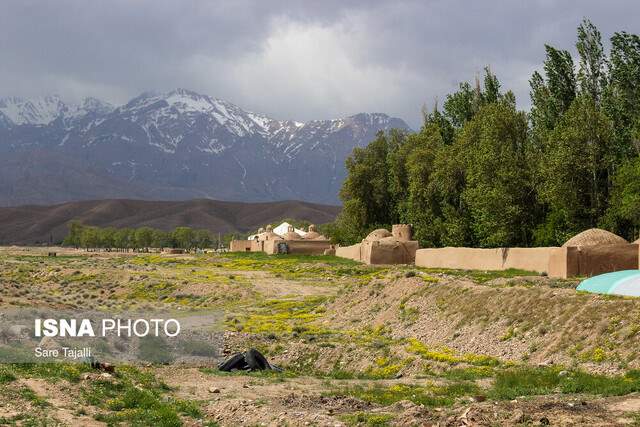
[415,247,556,274]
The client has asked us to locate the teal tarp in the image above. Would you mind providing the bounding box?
[577,270,640,296]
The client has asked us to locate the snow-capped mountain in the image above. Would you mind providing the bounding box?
[0,89,410,206]
[0,95,68,125]
[0,95,114,127]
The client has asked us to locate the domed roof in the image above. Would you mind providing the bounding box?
[562,228,628,248]
[364,228,392,242]
[259,231,283,241]
[283,225,302,240]
[303,224,327,240]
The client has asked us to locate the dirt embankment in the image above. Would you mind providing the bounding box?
[320,274,640,372]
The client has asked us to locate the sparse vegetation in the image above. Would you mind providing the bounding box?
[83,366,201,426]
[490,367,640,400]
[341,412,395,426]
[328,381,479,408]
[2,247,640,425]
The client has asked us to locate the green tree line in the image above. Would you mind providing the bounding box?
[328,19,640,248]
[62,221,218,252]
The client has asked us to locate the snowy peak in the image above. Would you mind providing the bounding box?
[111,89,411,147]
[270,113,403,144]
[115,89,275,140]
[0,95,114,126]
[76,97,114,116]
[0,95,67,125]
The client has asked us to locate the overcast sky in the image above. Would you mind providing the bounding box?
[1,1,639,128]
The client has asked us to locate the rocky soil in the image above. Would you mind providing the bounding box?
[1,247,640,426]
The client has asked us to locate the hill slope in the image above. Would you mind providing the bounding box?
[0,199,341,244]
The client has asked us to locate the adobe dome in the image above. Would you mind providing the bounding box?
[259,224,283,241]
[303,224,326,240]
[260,231,283,241]
[283,225,302,240]
[364,228,392,242]
[562,228,627,248]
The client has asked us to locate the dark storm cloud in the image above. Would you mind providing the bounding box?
[1,0,638,128]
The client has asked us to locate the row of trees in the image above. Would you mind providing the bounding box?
[62,221,218,251]
[328,20,640,248]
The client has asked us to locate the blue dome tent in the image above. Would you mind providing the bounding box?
[577,270,640,297]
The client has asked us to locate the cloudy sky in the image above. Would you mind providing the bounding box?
[1,0,638,128]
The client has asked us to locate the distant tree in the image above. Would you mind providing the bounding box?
[61,224,227,252]
[134,227,154,252]
[602,157,640,240]
[603,30,640,159]
[385,128,412,223]
[482,71,500,104]
[530,45,577,144]
[152,229,171,250]
[529,70,555,141]
[334,131,394,242]
[324,204,369,245]
[80,226,100,251]
[536,95,614,244]
[544,45,577,117]
[576,18,607,105]
[113,228,132,252]
[403,120,447,246]
[443,67,512,129]
[173,227,195,250]
[99,227,116,251]
[194,229,213,249]
[459,101,534,247]
[220,232,236,248]
[443,81,478,128]
[62,221,84,248]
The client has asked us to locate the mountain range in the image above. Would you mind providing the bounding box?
[0,89,410,206]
